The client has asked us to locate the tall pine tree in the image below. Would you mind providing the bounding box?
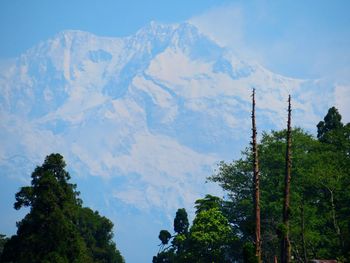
[1,153,124,263]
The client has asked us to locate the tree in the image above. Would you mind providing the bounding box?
[0,235,8,258]
[153,198,238,263]
[77,207,124,263]
[153,208,189,263]
[1,153,124,263]
[281,95,292,263]
[317,107,343,142]
[316,107,350,260]
[194,194,222,214]
[174,208,189,235]
[188,208,235,262]
[159,230,172,246]
[251,88,261,263]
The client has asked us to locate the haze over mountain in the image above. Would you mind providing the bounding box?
[0,21,345,262]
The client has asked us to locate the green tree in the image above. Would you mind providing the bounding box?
[317,107,343,142]
[77,207,124,263]
[0,235,8,258]
[174,208,189,235]
[158,230,172,246]
[194,194,222,214]
[188,207,236,262]
[316,107,350,260]
[1,153,124,263]
[153,198,238,263]
[153,208,188,263]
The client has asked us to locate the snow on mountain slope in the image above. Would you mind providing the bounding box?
[0,21,339,262]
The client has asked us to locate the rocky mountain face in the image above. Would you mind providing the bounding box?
[0,21,337,262]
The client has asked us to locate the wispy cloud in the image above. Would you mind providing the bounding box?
[335,84,350,123]
[189,2,350,82]
[189,4,245,49]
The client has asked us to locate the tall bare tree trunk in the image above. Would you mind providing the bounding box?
[281,95,292,263]
[252,89,261,263]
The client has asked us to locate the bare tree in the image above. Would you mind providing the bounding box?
[252,89,261,263]
[281,95,292,263]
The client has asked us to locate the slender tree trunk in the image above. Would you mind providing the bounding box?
[252,89,261,263]
[325,186,343,249]
[281,95,292,263]
[329,188,341,237]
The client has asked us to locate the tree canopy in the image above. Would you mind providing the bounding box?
[0,153,124,263]
[153,196,239,263]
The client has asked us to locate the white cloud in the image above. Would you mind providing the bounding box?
[113,188,151,210]
[335,84,350,123]
[189,2,350,83]
[189,3,266,65]
[189,4,245,49]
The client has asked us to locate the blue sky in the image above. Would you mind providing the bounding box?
[0,0,231,57]
[1,0,350,80]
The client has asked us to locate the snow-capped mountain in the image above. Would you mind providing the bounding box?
[0,21,339,262]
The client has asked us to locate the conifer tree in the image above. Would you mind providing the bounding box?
[0,153,124,263]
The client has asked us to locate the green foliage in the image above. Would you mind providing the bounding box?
[77,207,124,263]
[159,230,172,245]
[276,223,287,238]
[194,194,222,214]
[153,200,238,262]
[317,106,343,141]
[174,208,189,235]
[153,208,190,263]
[152,249,176,263]
[243,242,258,263]
[0,235,8,258]
[209,107,350,262]
[188,208,235,262]
[0,153,124,263]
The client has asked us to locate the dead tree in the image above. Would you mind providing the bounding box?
[281,95,292,263]
[251,89,261,263]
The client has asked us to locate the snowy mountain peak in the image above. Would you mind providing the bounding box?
[134,21,201,39]
[136,20,178,36]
